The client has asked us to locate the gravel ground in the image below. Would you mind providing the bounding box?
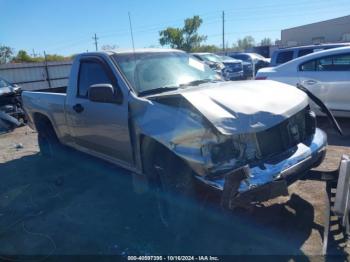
[0,117,349,258]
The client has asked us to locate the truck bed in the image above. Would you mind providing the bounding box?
[21,88,67,134]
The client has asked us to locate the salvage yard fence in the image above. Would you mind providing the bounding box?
[0,61,72,91]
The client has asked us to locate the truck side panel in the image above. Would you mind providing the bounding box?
[22,91,70,143]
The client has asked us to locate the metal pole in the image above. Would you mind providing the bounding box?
[43,51,52,88]
[93,33,98,51]
[252,58,255,79]
[222,11,225,52]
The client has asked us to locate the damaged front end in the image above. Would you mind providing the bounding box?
[196,107,327,208]
[131,81,327,209]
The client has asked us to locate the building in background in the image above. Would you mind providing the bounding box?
[281,15,350,47]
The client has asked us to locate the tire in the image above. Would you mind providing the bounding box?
[36,118,63,158]
[142,139,198,230]
[311,149,326,168]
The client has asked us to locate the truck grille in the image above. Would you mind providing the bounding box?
[224,62,242,72]
[256,108,315,159]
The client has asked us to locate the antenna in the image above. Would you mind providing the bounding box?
[128,12,135,52]
[128,12,139,93]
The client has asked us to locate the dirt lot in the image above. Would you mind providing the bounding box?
[0,117,350,257]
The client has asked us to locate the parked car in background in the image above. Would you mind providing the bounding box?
[228,53,270,78]
[0,77,25,131]
[0,77,21,97]
[218,55,244,80]
[22,49,328,223]
[256,46,350,117]
[191,52,225,74]
[192,53,243,80]
[270,43,350,67]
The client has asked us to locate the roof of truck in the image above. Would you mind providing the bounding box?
[103,48,183,55]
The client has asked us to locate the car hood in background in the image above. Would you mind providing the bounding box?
[175,80,308,135]
[0,86,14,96]
[222,58,242,64]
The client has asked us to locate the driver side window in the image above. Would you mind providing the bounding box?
[78,61,112,98]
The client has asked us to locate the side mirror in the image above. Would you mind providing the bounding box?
[88,84,117,103]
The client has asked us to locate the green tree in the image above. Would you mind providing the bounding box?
[159,16,207,51]
[101,44,118,50]
[260,37,272,46]
[12,50,71,63]
[0,45,14,64]
[231,36,255,51]
[13,50,34,63]
[45,54,70,62]
[191,44,220,53]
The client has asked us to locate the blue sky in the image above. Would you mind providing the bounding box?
[1,0,350,56]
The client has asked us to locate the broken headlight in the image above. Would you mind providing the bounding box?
[305,110,316,136]
[210,139,240,164]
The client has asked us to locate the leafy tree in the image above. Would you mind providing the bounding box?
[12,50,70,63]
[159,16,207,51]
[260,37,272,46]
[231,36,255,51]
[13,50,33,63]
[191,45,220,53]
[0,45,14,64]
[101,44,118,50]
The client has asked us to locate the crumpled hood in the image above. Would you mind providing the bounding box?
[180,80,309,135]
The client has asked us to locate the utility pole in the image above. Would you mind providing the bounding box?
[92,33,99,51]
[43,51,51,88]
[31,49,37,57]
[222,11,225,52]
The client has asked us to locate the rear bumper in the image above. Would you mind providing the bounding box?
[197,128,327,208]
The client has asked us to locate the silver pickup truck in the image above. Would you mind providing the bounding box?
[22,49,327,212]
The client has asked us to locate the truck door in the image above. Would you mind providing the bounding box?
[65,56,134,166]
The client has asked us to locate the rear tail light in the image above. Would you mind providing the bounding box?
[255,76,267,80]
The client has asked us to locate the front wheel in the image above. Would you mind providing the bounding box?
[142,140,199,229]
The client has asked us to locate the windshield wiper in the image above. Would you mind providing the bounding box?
[180,79,218,87]
[138,86,179,96]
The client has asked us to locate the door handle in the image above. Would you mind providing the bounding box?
[303,80,317,85]
[73,103,84,113]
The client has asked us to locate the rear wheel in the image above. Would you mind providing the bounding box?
[36,118,63,158]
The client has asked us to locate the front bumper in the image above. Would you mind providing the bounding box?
[197,128,327,208]
[223,71,244,80]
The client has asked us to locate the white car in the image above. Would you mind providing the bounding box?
[256,46,350,117]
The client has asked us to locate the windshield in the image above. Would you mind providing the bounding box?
[222,56,237,62]
[201,54,223,63]
[232,54,250,61]
[113,52,219,94]
[251,53,266,60]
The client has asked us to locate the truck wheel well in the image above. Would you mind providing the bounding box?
[140,136,164,167]
[140,135,190,174]
[33,113,55,134]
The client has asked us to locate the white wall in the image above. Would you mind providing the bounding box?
[0,61,72,90]
[281,15,350,47]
